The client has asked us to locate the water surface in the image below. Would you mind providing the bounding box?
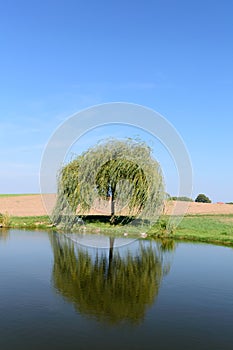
[0,229,233,350]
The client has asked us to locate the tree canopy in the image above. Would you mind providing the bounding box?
[195,193,211,203]
[52,138,165,228]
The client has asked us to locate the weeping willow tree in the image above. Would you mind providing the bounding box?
[50,233,171,325]
[52,138,165,228]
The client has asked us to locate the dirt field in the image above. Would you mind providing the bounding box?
[0,195,233,217]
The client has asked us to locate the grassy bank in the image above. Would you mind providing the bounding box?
[0,215,52,230]
[149,214,233,247]
[1,213,233,247]
[175,214,233,246]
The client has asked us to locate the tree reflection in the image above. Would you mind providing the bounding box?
[50,234,172,325]
[0,229,9,241]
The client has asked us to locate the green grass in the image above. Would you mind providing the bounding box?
[0,193,39,197]
[4,215,53,230]
[149,214,233,247]
[0,215,140,235]
[1,213,233,247]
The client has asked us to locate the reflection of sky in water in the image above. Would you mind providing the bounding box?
[1,231,233,349]
[65,232,137,249]
[61,232,168,263]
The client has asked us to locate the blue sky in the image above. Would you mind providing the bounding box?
[0,0,232,202]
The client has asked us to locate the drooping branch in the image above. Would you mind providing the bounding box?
[52,138,165,228]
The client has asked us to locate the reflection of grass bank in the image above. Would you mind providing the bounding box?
[1,214,233,247]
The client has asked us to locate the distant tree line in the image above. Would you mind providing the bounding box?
[167,193,214,203]
[169,196,193,202]
[163,192,233,204]
[166,193,193,202]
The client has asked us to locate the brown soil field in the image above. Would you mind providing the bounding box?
[0,195,233,217]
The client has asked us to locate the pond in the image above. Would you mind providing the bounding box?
[0,229,233,350]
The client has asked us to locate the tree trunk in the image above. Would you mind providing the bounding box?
[110,189,115,224]
[110,196,115,215]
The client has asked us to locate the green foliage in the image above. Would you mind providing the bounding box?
[52,138,165,228]
[195,193,211,203]
[170,196,193,202]
[0,212,11,227]
[95,158,148,212]
[149,216,175,237]
[50,234,170,325]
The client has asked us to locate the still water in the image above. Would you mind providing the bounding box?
[0,229,233,350]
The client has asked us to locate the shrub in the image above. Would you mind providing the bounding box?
[0,212,11,227]
[195,194,211,203]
